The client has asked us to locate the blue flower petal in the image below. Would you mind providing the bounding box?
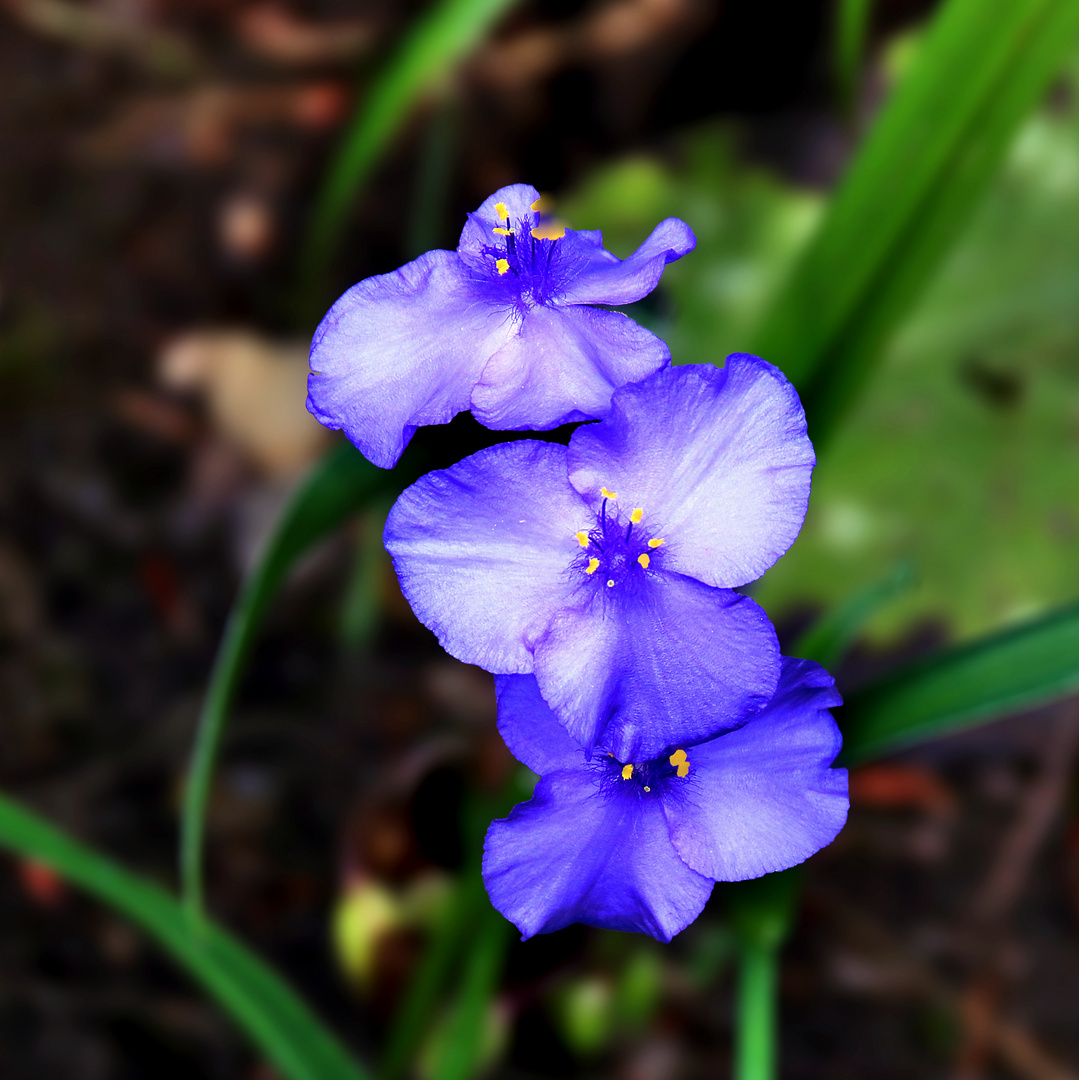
[533,573,780,761]
[556,217,696,306]
[663,657,848,882]
[483,769,714,941]
[568,357,815,588]
[495,674,585,775]
[457,183,543,261]
[307,250,515,469]
[384,440,585,673]
[470,304,670,431]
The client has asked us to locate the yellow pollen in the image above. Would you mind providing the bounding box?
[621,763,634,781]
[648,537,665,548]
[531,221,566,241]
[637,553,650,569]
[669,748,690,778]
[643,786,651,792]
[600,486,618,500]
[495,258,510,275]
[606,579,615,587]
[575,531,589,547]
[585,557,600,575]
[493,226,513,236]
[630,508,643,524]
[495,202,509,221]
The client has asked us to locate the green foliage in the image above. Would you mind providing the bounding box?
[834,0,874,116]
[300,0,518,312]
[840,599,1079,763]
[566,49,1079,643]
[758,100,1079,639]
[0,792,369,1080]
[753,0,1079,436]
[560,136,823,370]
[181,442,398,926]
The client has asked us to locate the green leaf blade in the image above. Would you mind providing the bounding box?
[181,442,397,926]
[301,0,518,305]
[840,600,1079,763]
[753,0,1079,443]
[0,792,370,1080]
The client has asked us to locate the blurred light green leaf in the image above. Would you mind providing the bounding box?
[754,0,1079,440]
[757,97,1079,640]
[0,792,369,1080]
[560,135,823,368]
[565,49,1079,643]
[840,599,1079,763]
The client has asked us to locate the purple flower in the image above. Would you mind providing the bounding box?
[306,183,695,469]
[384,356,815,761]
[483,659,849,941]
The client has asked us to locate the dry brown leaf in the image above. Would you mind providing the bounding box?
[159,329,329,477]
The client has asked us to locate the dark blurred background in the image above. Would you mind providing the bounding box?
[3,1,1079,1077]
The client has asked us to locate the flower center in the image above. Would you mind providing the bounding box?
[483,199,567,308]
[598,747,692,796]
[572,486,665,590]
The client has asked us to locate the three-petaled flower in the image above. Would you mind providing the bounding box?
[484,659,849,941]
[384,356,816,761]
[307,183,695,469]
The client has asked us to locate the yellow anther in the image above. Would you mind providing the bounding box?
[531,221,566,241]
[637,553,650,569]
[643,786,651,792]
[648,537,665,549]
[606,579,615,587]
[669,749,690,778]
[495,202,509,221]
[630,508,643,524]
[585,557,600,575]
[600,486,618,500]
[495,258,510,275]
[493,227,513,236]
[530,196,553,213]
[621,764,634,781]
[575,531,589,547]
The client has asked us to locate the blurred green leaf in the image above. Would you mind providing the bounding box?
[381,789,514,1080]
[182,442,399,926]
[834,0,873,116]
[0,792,369,1080]
[561,136,823,368]
[840,599,1079,762]
[300,0,518,310]
[793,561,915,668]
[753,0,1079,441]
[756,82,1079,640]
[427,902,512,1080]
[340,495,394,651]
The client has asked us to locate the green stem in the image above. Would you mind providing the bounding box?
[834,0,873,118]
[734,939,778,1080]
[179,443,392,932]
[0,790,369,1080]
[180,595,258,932]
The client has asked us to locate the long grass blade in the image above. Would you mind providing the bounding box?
[840,600,1079,763]
[0,791,370,1080]
[300,0,517,313]
[181,442,395,928]
[754,0,1079,444]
